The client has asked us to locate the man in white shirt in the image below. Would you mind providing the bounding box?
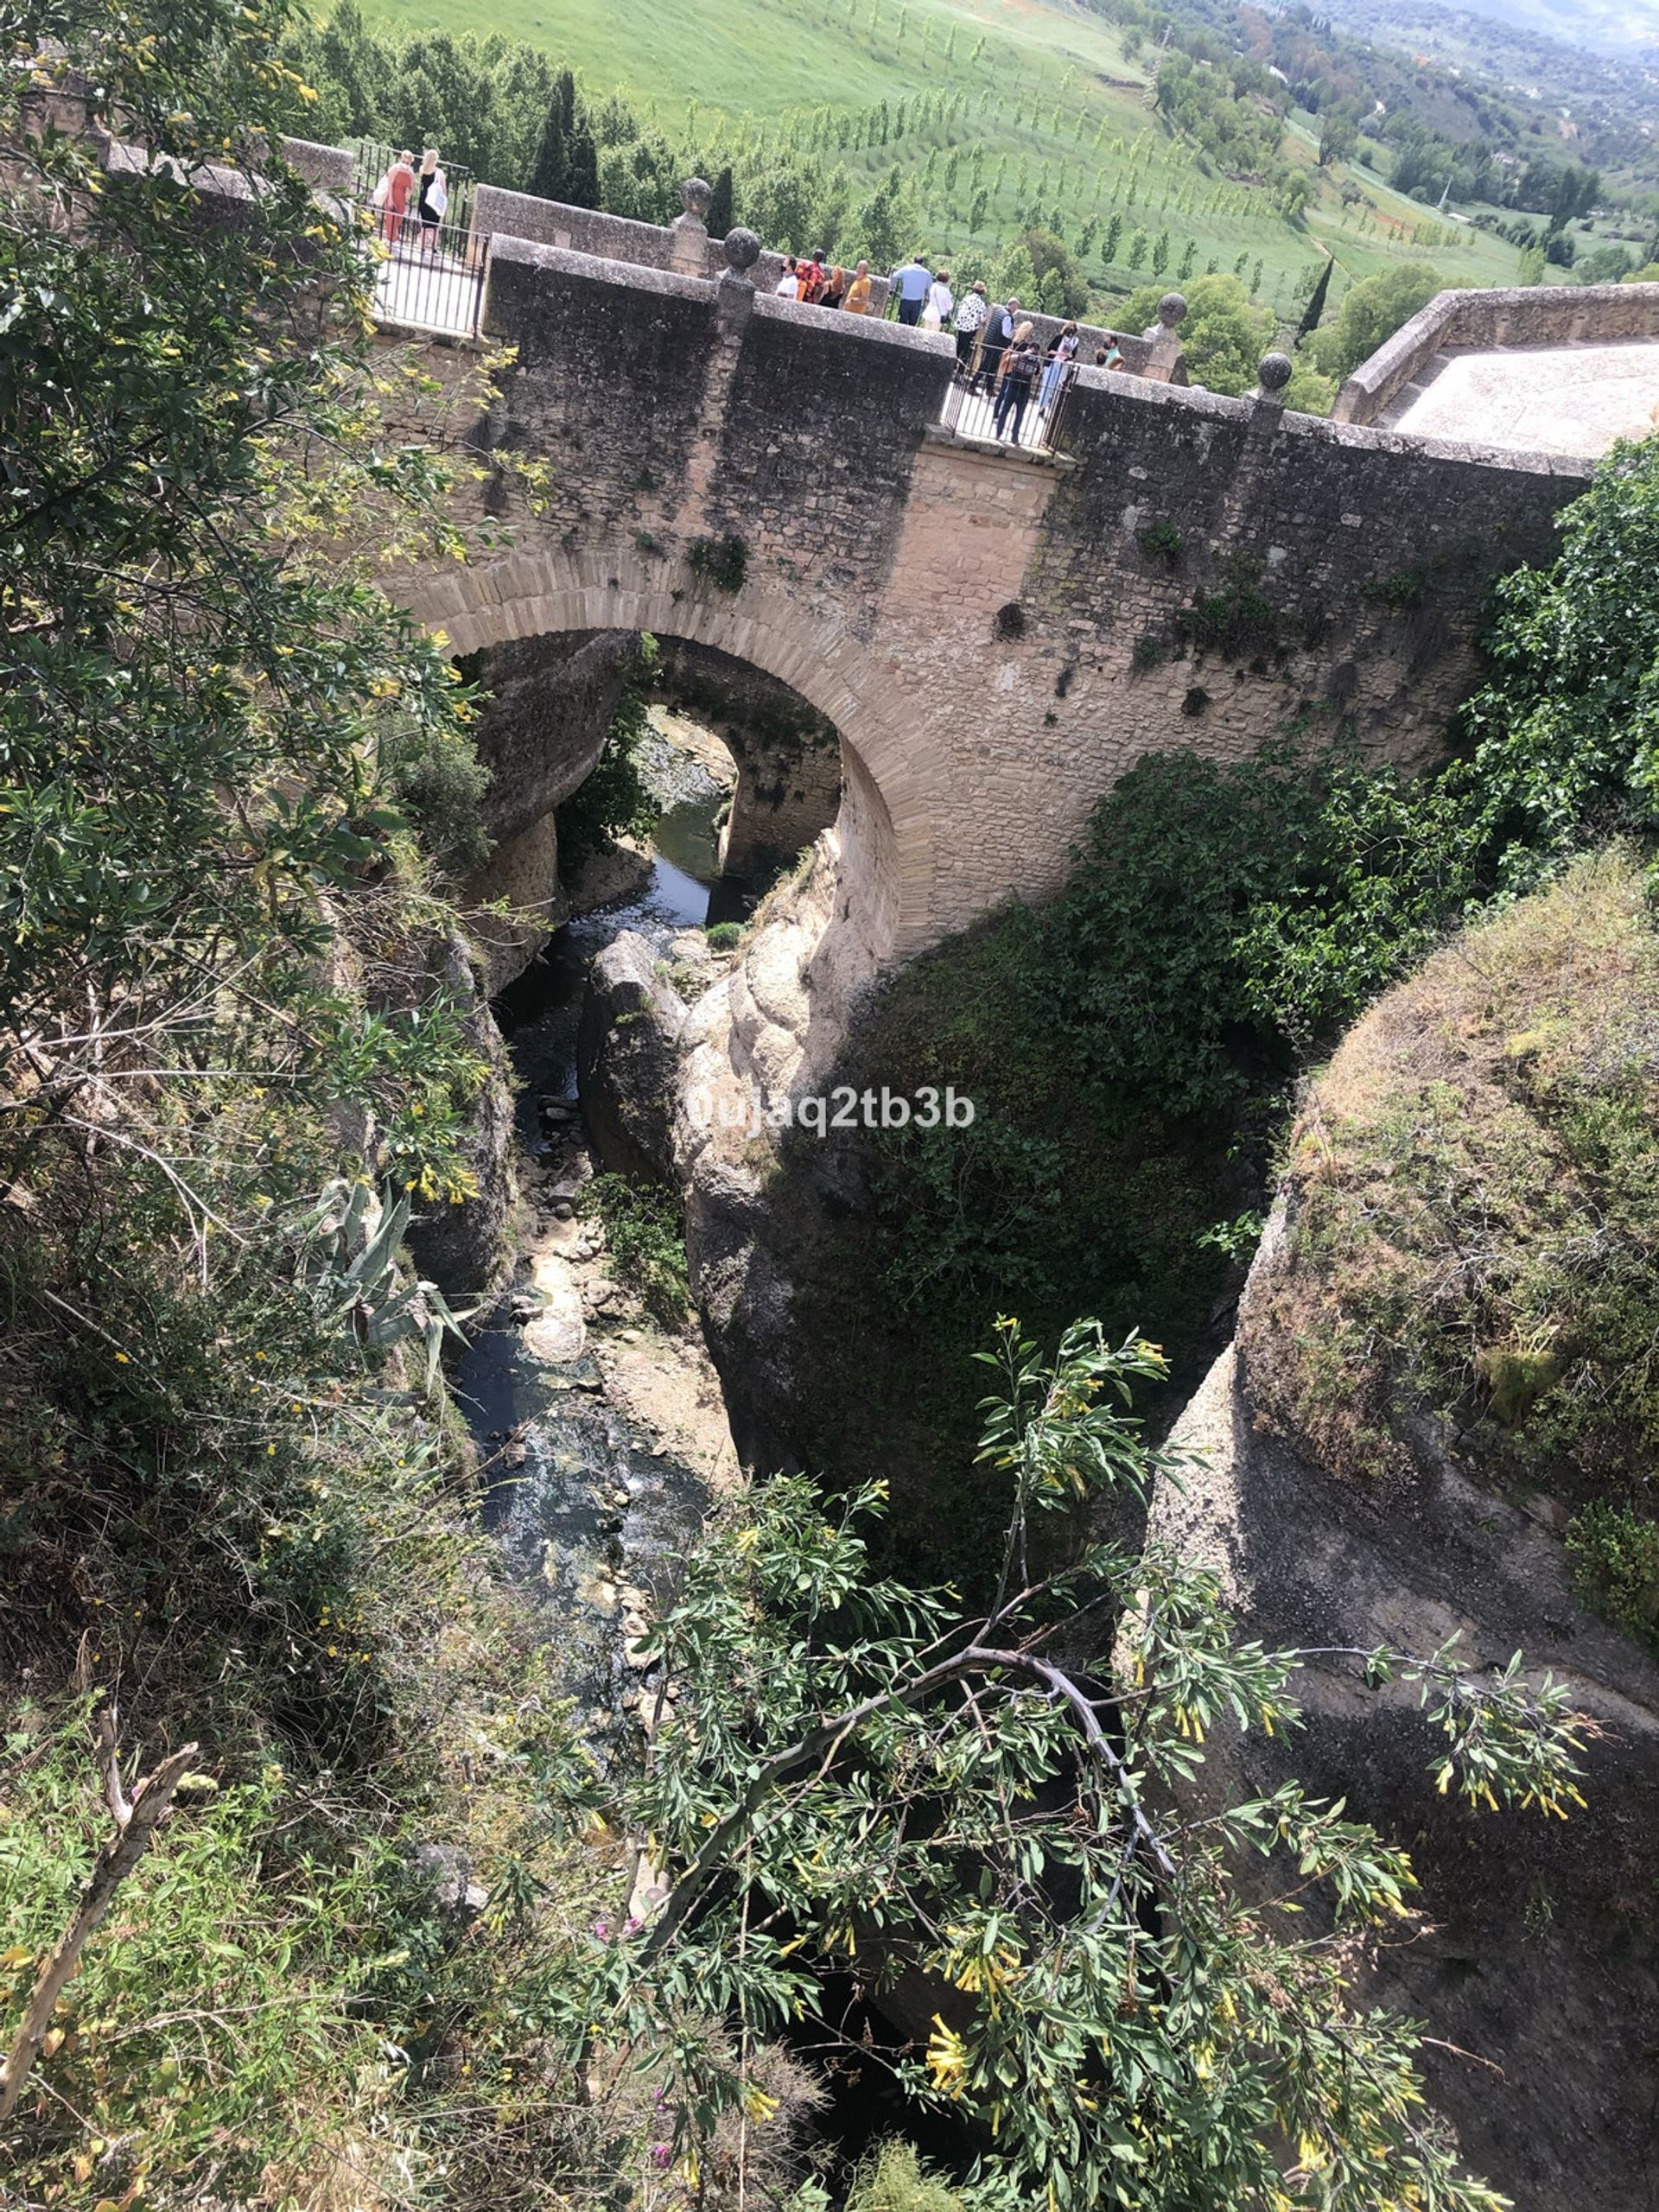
[889,254,932,325]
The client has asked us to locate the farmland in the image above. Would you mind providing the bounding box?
[353,0,1527,318]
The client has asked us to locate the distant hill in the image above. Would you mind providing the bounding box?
[1325,0,1659,78]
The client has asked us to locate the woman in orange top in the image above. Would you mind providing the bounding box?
[843,259,874,315]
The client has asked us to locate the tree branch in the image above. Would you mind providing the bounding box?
[0,1718,199,2126]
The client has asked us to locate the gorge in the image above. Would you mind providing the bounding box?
[9,24,1659,2212]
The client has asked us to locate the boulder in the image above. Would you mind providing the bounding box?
[577,931,688,1185]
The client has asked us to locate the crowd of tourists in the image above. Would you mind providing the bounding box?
[776,245,1130,444]
[373,162,1129,444]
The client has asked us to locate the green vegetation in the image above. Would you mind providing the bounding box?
[579,1171,690,1321]
[844,2140,968,2212]
[796,429,1659,1580]
[1567,1503,1659,1643]
[1306,258,1443,381]
[1119,272,1274,395]
[582,1322,1587,2210]
[0,3,632,2197]
[1248,850,1659,1516]
[290,0,1529,334]
[556,639,660,872]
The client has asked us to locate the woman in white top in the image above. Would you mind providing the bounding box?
[922,269,954,332]
[774,257,801,298]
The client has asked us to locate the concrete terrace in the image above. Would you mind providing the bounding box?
[1381,337,1659,457]
[1333,280,1659,459]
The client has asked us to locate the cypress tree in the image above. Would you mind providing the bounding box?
[529,67,578,200]
[1297,254,1335,341]
[707,164,734,237]
[565,123,600,209]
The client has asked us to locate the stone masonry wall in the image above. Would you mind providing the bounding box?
[397,237,1592,969]
[650,638,843,878]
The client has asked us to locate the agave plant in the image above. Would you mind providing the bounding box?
[300,1179,473,1392]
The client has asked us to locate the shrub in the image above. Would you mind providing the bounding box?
[704,919,746,950]
[382,714,494,877]
[686,533,748,593]
[557,648,660,873]
[580,1172,689,1323]
[845,2139,967,2212]
[1308,261,1441,382]
[1567,1503,1659,1640]
[1136,517,1185,566]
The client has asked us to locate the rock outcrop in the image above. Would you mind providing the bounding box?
[463,630,645,991]
[1154,855,1659,2209]
[672,831,880,1469]
[578,931,689,1185]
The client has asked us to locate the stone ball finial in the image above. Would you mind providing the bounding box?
[1156,290,1187,328]
[680,175,712,221]
[723,226,761,277]
[1257,350,1294,393]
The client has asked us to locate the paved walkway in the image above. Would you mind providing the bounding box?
[1385,338,1659,457]
[372,243,485,337]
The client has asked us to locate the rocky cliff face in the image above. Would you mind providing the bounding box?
[670,830,885,1471]
[462,630,644,992]
[1155,855,1659,2209]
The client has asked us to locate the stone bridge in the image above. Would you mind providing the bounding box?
[377,172,1603,984]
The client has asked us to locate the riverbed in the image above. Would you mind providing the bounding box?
[454,723,739,1753]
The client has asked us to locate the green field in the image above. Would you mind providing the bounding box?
[358,0,1526,319]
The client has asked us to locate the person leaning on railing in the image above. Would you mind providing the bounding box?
[842,260,874,315]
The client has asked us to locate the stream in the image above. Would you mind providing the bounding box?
[454,731,733,1756]
[453,732,953,2180]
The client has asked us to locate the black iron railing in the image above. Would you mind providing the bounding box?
[366,205,489,339]
[939,353,1076,455]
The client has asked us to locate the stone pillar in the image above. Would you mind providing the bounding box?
[1143,290,1188,384]
[670,175,713,276]
[1251,349,1293,417]
[715,226,760,339]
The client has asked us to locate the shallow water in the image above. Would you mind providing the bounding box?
[454,798,728,1746]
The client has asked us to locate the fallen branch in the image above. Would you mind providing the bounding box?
[0,1702,200,2126]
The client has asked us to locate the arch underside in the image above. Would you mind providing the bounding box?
[406,548,939,967]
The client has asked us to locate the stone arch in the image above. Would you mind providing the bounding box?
[404,546,923,969]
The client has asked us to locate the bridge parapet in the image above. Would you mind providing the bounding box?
[1334,281,1659,426]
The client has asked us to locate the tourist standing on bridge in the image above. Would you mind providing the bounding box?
[994,328,1042,443]
[416,149,447,252]
[922,268,954,332]
[1039,321,1080,416]
[951,280,988,376]
[798,250,829,304]
[775,257,800,298]
[976,296,1018,391]
[843,260,874,315]
[372,149,416,250]
[889,252,932,325]
[821,263,848,309]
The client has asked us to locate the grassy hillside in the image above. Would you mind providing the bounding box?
[356,0,1524,318]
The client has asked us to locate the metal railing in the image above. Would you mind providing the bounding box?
[938,353,1076,455]
[366,205,489,340]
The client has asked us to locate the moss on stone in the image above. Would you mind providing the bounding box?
[1244,847,1659,1528]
